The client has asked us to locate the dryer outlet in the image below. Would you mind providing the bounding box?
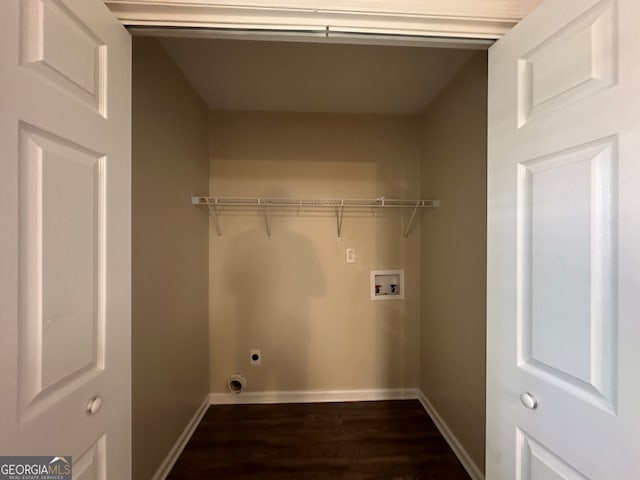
[250,349,261,365]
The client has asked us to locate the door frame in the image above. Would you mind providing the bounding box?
[107,3,517,480]
[103,0,536,40]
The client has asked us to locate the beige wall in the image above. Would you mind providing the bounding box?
[419,52,488,472]
[209,111,422,393]
[132,38,209,480]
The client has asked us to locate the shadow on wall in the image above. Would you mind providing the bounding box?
[222,207,326,392]
[209,112,422,393]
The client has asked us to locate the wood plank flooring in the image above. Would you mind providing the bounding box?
[168,400,471,479]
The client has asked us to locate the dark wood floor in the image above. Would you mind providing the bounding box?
[168,400,471,479]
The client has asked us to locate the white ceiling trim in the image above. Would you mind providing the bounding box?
[104,1,530,39]
[131,27,493,50]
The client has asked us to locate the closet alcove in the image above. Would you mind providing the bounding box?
[132,34,487,479]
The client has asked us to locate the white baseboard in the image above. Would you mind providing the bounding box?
[209,388,420,405]
[152,394,210,480]
[417,390,485,480]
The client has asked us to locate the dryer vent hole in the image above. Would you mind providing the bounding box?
[228,374,246,394]
[251,353,259,361]
[229,380,243,392]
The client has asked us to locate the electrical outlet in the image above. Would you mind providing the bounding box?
[250,349,261,365]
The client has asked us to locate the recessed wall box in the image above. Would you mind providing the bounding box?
[370,269,405,300]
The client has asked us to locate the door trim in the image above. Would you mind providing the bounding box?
[104,1,525,40]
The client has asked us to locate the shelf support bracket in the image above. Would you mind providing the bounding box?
[262,202,272,239]
[208,203,222,239]
[336,202,344,240]
[403,201,421,238]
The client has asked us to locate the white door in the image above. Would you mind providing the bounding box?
[487,0,640,478]
[0,0,131,478]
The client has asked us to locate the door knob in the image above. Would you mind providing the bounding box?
[520,392,538,409]
[86,395,103,414]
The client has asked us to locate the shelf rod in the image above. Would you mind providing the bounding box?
[191,196,440,208]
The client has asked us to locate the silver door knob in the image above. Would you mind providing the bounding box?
[520,392,538,409]
[86,395,103,414]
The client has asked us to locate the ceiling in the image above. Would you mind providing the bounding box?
[159,37,476,115]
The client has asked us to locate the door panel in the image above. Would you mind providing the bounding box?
[18,123,106,421]
[73,436,107,480]
[0,0,131,478]
[516,428,589,480]
[487,0,640,478]
[20,0,106,114]
[516,0,616,127]
[518,137,618,413]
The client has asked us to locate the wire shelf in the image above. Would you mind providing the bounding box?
[191,195,439,239]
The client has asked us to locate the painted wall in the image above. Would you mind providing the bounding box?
[419,52,488,472]
[209,111,422,394]
[132,37,209,480]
